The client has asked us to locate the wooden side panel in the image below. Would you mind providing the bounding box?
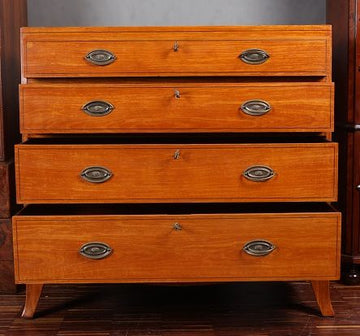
[12,213,341,283]
[0,0,27,160]
[0,160,15,218]
[0,218,15,293]
[20,83,334,133]
[15,143,338,203]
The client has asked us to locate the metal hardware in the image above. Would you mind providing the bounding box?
[173,41,179,52]
[80,166,112,183]
[239,49,270,65]
[241,100,271,116]
[85,49,116,66]
[174,89,181,99]
[243,240,276,257]
[356,185,360,191]
[173,149,181,160]
[79,242,112,260]
[173,222,182,231]
[344,123,360,131]
[82,101,114,117]
[243,165,275,182]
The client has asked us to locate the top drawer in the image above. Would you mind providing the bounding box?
[21,26,332,78]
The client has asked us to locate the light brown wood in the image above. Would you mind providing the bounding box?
[20,83,334,134]
[15,143,338,204]
[15,25,338,318]
[21,26,331,78]
[12,212,340,283]
[21,284,43,318]
[311,280,335,317]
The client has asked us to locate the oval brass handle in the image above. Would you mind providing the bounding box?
[82,101,114,117]
[239,49,269,65]
[243,165,275,182]
[241,100,271,116]
[243,240,276,257]
[85,49,116,66]
[79,242,112,260]
[80,166,112,183]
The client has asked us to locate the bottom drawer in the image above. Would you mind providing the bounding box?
[12,205,341,283]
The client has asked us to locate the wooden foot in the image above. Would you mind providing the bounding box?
[21,284,43,319]
[311,280,334,317]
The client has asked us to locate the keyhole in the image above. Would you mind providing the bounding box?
[173,149,180,160]
[174,89,181,99]
[173,222,182,231]
[173,41,179,51]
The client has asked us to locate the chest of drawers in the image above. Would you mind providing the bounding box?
[13,26,339,318]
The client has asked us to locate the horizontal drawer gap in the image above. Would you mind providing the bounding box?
[18,203,337,216]
[27,77,329,85]
[23,134,331,145]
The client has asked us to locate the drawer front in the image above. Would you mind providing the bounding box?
[20,83,334,133]
[15,144,338,203]
[12,213,341,283]
[23,39,328,78]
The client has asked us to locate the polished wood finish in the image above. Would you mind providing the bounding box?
[21,284,43,319]
[12,212,340,283]
[0,218,13,260]
[311,280,335,317]
[0,218,15,293]
[0,0,27,294]
[3,282,360,334]
[20,83,334,134]
[0,160,14,218]
[0,0,27,160]
[15,143,338,204]
[21,26,332,78]
[16,25,338,318]
[327,0,360,283]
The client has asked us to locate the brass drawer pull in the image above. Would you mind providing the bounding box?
[79,242,112,260]
[243,240,276,257]
[241,100,271,116]
[80,166,112,183]
[243,165,275,182]
[82,101,114,117]
[239,49,270,65]
[85,49,116,66]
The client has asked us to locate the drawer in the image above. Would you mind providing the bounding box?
[12,207,341,283]
[15,143,338,203]
[20,83,334,133]
[21,26,331,78]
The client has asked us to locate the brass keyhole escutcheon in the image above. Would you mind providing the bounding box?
[173,149,181,160]
[173,41,179,51]
[173,222,182,231]
[174,89,181,99]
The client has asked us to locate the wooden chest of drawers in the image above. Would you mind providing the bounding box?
[13,26,339,318]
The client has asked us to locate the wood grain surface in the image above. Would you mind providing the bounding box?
[20,83,334,133]
[15,143,338,203]
[12,212,340,283]
[2,281,360,334]
[21,26,331,78]
[0,0,27,160]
